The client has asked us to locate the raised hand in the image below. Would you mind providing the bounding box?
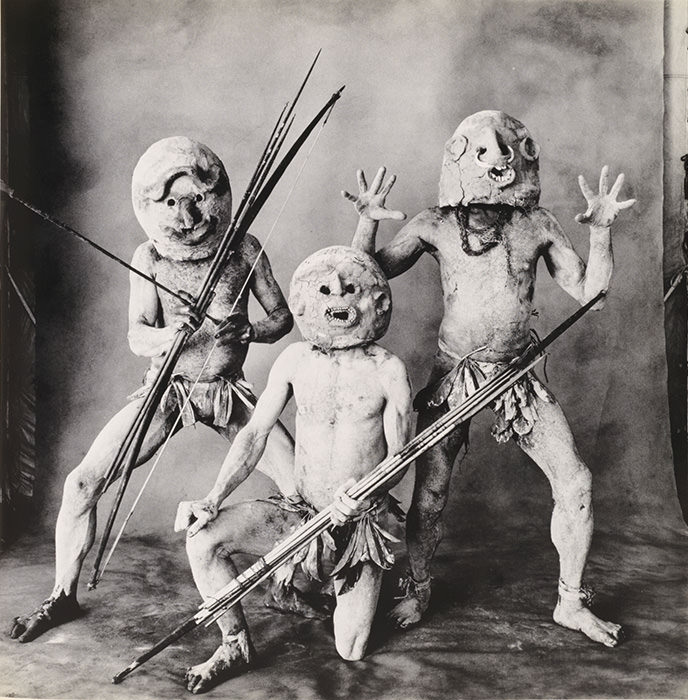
[342,167,406,223]
[214,311,254,344]
[575,165,636,228]
[174,499,219,536]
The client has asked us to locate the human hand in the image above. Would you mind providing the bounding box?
[330,479,371,526]
[168,290,202,334]
[342,167,406,223]
[174,499,218,536]
[214,312,255,344]
[575,166,636,228]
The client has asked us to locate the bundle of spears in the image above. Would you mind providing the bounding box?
[112,289,604,684]
[83,52,344,589]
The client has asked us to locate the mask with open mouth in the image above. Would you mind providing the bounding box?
[438,110,540,209]
[288,246,392,351]
[131,136,232,261]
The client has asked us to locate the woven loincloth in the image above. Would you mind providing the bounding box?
[266,493,405,594]
[414,348,554,443]
[128,372,252,428]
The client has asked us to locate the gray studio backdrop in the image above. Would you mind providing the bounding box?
[31,0,679,544]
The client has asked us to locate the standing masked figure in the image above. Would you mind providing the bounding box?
[9,136,296,643]
[175,170,412,694]
[344,111,635,646]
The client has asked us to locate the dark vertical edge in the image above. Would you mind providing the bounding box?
[662,0,688,523]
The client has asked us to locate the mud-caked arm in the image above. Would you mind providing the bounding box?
[215,236,293,345]
[380,355,413,488]
[175,346,297,535]
[541,166,635,308]
[127,244,200,357]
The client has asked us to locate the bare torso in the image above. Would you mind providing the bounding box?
[408,206,549,362]
[290,343,397,510]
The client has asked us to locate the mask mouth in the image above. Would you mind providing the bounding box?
[324,305,358,327]
[486,164,515,186]
[167,217,217,244]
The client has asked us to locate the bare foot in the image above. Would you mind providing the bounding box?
[264,584,333,620]
[9,593,81,642]
[387,576,431,629]
[185,630,254,694]
[554,597,623,647]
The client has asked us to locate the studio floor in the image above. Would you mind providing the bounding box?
[0,523,686,700]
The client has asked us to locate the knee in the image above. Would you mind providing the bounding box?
[185,528,233,568]
[62,468,99,510]
[554,466,592,511]
[335,630,370,662]
[412,486,449,528]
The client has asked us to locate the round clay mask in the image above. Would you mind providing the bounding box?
[131,136,232,261]
[438,110,541,209]
[289,246,392,351]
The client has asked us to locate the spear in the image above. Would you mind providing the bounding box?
[111,290,605,683]
[88,53,344,589]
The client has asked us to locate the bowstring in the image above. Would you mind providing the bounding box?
[99,113,332,577]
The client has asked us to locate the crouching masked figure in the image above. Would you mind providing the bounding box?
[174,170,412,694]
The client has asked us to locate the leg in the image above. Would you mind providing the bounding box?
[388,403,469,628]
[10,398,178,642]
[515,396,623,647]
[214,400,297,498]
[184,501,302,694]
[333,563,383,661]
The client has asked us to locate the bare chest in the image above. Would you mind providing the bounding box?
[152,254,252,319]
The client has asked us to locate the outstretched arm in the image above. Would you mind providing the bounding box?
[213,235,293,345]
[175,346,297,535]
[543,166,635,307]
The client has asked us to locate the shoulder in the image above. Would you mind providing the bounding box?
[237,233,262,260]
[131,241,160,272]
[405,207,446,239]
[526,207,565,239]
[367,345,410,382]
[273,341,309,375]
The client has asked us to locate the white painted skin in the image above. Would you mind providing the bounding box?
[175,185,413,693]
[345,147,634,649]
[9,142,297,644]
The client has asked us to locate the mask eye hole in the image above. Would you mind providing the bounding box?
[344,283,355,294]
[166,198,176,207]
[195,193,204,203]
[319,285,330,295]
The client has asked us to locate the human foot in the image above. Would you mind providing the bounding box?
[553,581,623,647]
[264,584,333,620]
[184,629,254,694]
[387,575,431,629]
[9,592,81,642]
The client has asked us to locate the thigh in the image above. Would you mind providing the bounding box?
[199,500,302,557]
[75,398,179,494]
[515,393,587,483]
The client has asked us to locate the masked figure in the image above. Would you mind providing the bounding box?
[344,111,635,649]
[176,170,412,694]
[10,137,296,643]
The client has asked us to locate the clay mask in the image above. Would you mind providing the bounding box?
[131,136,232,261]
[289,246,392,351]
[438,110,540,209]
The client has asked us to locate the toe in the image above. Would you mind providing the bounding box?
[9,617,27,639]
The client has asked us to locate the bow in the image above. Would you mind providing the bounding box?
[86,57,344,589]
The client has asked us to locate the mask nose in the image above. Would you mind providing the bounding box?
[476,130,514,167]
[327,272,344,296]
[179,198,202,229]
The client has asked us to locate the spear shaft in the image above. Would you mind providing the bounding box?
[112,290,604,683]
